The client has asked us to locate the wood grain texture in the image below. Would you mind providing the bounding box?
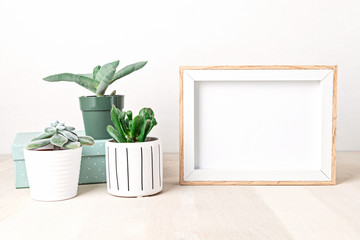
[179,65,338,186]
[1,153,360,240]
[179,65,337,70]
[179,67,184,184]
[331,65,338,184]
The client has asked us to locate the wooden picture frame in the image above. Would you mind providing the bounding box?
[179,66,337,185]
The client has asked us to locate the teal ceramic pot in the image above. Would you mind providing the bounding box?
[79,95,124,139]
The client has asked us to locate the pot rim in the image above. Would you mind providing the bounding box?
[79,95,125,111]
[23,147,82,154]
[79,95,125,98]
[106,137,160,146]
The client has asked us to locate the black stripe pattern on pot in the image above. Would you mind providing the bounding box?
[115,148,119,190]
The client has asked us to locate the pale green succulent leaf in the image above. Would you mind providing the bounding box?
[79,73,93,78]
[51,121,59,127]
[111,61,147,84]
[59,130,78,141]
[78,136,95,146]
[50,133,68,147]
[93,65,101,80]
[44,126,56,133]
[57,125,65,130]
[95,60,120,96]
[26,139,51,150]
[63,141,81,149]
[65,126,75,131]
[43,73,98,93]
[32,131,55,141]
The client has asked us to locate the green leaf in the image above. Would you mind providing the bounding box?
[59,130,78,141]
[110,90,116,96]
[139,108,154,119]
[107,125,125,143]
[119,117,130,136]
[95,60,120,96]
[51,121,59,127]
[145,118,157,137]
[65,126,75,131]
[26,139,51,150]
[111,105,121,133]
[130,115,144,139]
[139,119,151,142]
[32,131,55,141]
[79,73,93,78]
[119,111,126,120]
[78,136,95,146]
[126,110,132,121]
[93,65,101,80]
[110,105,127,142]
[57,125,65,130]
[63,141,81,149]
[44,126,56,133]
[43,73,98,93]
[50,133,68,147]
[111,61,147,84]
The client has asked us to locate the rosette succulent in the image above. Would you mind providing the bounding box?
[26,121,95,150]
[43,60,147,97]
[107,106,157,143]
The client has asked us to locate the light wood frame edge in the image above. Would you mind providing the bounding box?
[179,65,337,186]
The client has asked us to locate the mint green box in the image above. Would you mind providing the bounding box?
[12,131,108,189]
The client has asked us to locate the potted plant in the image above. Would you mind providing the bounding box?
[43,60,147,139]
[105,105,162,197]
[24,121,94,201]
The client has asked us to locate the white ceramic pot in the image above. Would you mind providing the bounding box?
[105,137,163,197]
[23,147,82,201]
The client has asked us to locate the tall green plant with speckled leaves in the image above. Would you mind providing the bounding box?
[43,60,147,97]
[107,105,157,143]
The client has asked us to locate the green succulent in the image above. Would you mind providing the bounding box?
[26,121,95,150]
[107,105,158,143]
[43,60,147,97]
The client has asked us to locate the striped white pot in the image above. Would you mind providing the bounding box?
[105,138,163,197]
[23,147,82,201]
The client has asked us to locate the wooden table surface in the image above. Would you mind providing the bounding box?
[1,153,360,240]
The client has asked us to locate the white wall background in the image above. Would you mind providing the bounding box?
[0,0,359,154]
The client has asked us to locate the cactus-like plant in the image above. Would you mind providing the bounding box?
[107,105,157,143]
[26,121,95,150]
[43,60,147,97]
